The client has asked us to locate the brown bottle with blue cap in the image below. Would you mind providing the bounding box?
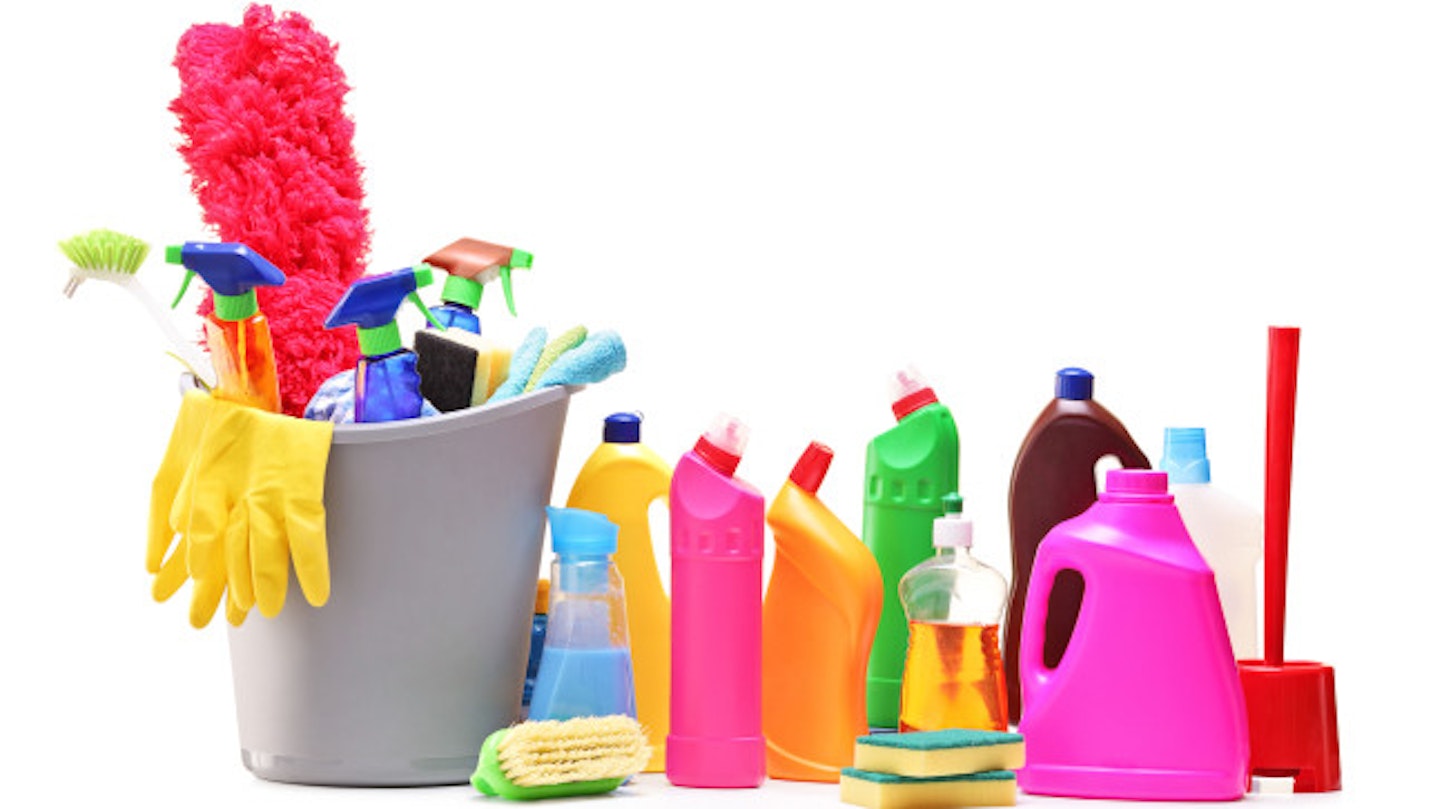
[1004,367,1149,725]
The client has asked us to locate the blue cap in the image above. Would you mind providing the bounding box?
[546,506,618,556]
[1159,427,1211,484]
[1055,367,1094,400]
[604,412,642,443]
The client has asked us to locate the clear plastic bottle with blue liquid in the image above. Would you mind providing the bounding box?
[528,506,638,722]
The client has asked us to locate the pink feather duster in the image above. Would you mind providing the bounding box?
[171,4,368,416]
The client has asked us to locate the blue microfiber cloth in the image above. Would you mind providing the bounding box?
[488,326,549,403]
[532,330,627,389]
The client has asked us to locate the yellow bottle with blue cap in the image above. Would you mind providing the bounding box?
[566,412,673,772]
[167,241,286,412]
[324,266,444,423]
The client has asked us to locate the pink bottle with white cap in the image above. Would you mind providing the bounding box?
[1018,469,1249,801]
[666,414,766,788]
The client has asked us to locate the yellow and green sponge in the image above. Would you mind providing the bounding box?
[840,729,1025,809]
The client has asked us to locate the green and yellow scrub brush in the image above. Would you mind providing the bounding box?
[60,228,214,388]
[472,715,651,800]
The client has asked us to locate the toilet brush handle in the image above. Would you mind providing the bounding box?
[1264,326,1300,667]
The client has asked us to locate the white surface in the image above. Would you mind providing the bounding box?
[2,1,1434,806]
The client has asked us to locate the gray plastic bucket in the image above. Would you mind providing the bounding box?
[225,386,574,786]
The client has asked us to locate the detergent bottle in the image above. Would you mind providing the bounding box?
[762,441,882,783]
[1017,469,1249,800]
[528,507,637,722]
[667,414,765,788]
[863,366,960,729]
[422,237,534,332]
[1005,367,1148,725]
[521,579,549,717]
[898,493,1009,733]
[166,241,286,412]
[1159,427,1261,659]
[565,411,674,772]
[323,266,445,423]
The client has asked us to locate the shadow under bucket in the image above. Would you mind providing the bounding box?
[226,386,576,786]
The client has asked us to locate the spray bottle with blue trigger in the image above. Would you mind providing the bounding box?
[167,241,286,412]
[324,266,445,423]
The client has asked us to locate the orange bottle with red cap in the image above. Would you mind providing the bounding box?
[762,442,884,782]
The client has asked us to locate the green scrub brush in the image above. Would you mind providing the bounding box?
[60,228,214,388]
[472,715,651,800]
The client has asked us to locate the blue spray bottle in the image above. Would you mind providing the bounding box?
[324,266,445,423]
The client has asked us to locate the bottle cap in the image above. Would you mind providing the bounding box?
[1160,427,1212,484]
[1055,367,1094,400]
[1105,468,1170,496]
[167,241,286,322]
[546,506,618,556]
[788,441,834,495]
[604,412,643,444]
[324,266,445,356]
[933,492,972,548]
[889,364,940,420]
[422,237,533,316]
[694,413,749,477]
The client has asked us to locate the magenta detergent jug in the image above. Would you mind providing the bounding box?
[1017,469,1249,801]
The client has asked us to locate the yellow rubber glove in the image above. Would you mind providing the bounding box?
[148,391,235,627]
[149,391,334,627]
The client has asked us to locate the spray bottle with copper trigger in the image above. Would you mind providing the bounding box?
[421,237,534,334]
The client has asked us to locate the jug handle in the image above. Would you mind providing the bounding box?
[1019,540,1086,719]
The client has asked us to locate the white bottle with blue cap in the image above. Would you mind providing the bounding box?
[1160,427,1262,659]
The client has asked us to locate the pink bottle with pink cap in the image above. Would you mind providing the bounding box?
[1018,469,1249,801]
[666,414,766,788]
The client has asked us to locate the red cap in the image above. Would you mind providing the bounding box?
[694,413,748,477]
[694,435,740,477]
[889,365,940,421]
[788,441,834,494]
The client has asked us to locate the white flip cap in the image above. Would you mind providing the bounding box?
[934,514,973,548]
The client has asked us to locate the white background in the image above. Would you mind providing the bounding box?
[2,2,1434,806]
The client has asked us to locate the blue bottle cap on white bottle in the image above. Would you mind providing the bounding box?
[1160,427,1212,484]
[1055,367,1094,400]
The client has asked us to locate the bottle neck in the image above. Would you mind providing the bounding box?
[441,274,482,309]
[357,321,402,357]
[212,289,258,321]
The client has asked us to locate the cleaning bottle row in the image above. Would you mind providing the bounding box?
[552,362,1271,800]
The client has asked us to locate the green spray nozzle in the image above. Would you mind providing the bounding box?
[166,241,286,321]
[325,266,445,357]
[423,238,533,317]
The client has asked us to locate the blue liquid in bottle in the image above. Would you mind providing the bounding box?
[429,303,480,334]
[355,350,424,423]
[530,647,637,721]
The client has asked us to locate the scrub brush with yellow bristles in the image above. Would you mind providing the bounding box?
[471,715,651,800]
[59,228,214,388]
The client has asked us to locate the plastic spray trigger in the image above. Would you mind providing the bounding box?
[408,266,446,329]
[500,265,516,316]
